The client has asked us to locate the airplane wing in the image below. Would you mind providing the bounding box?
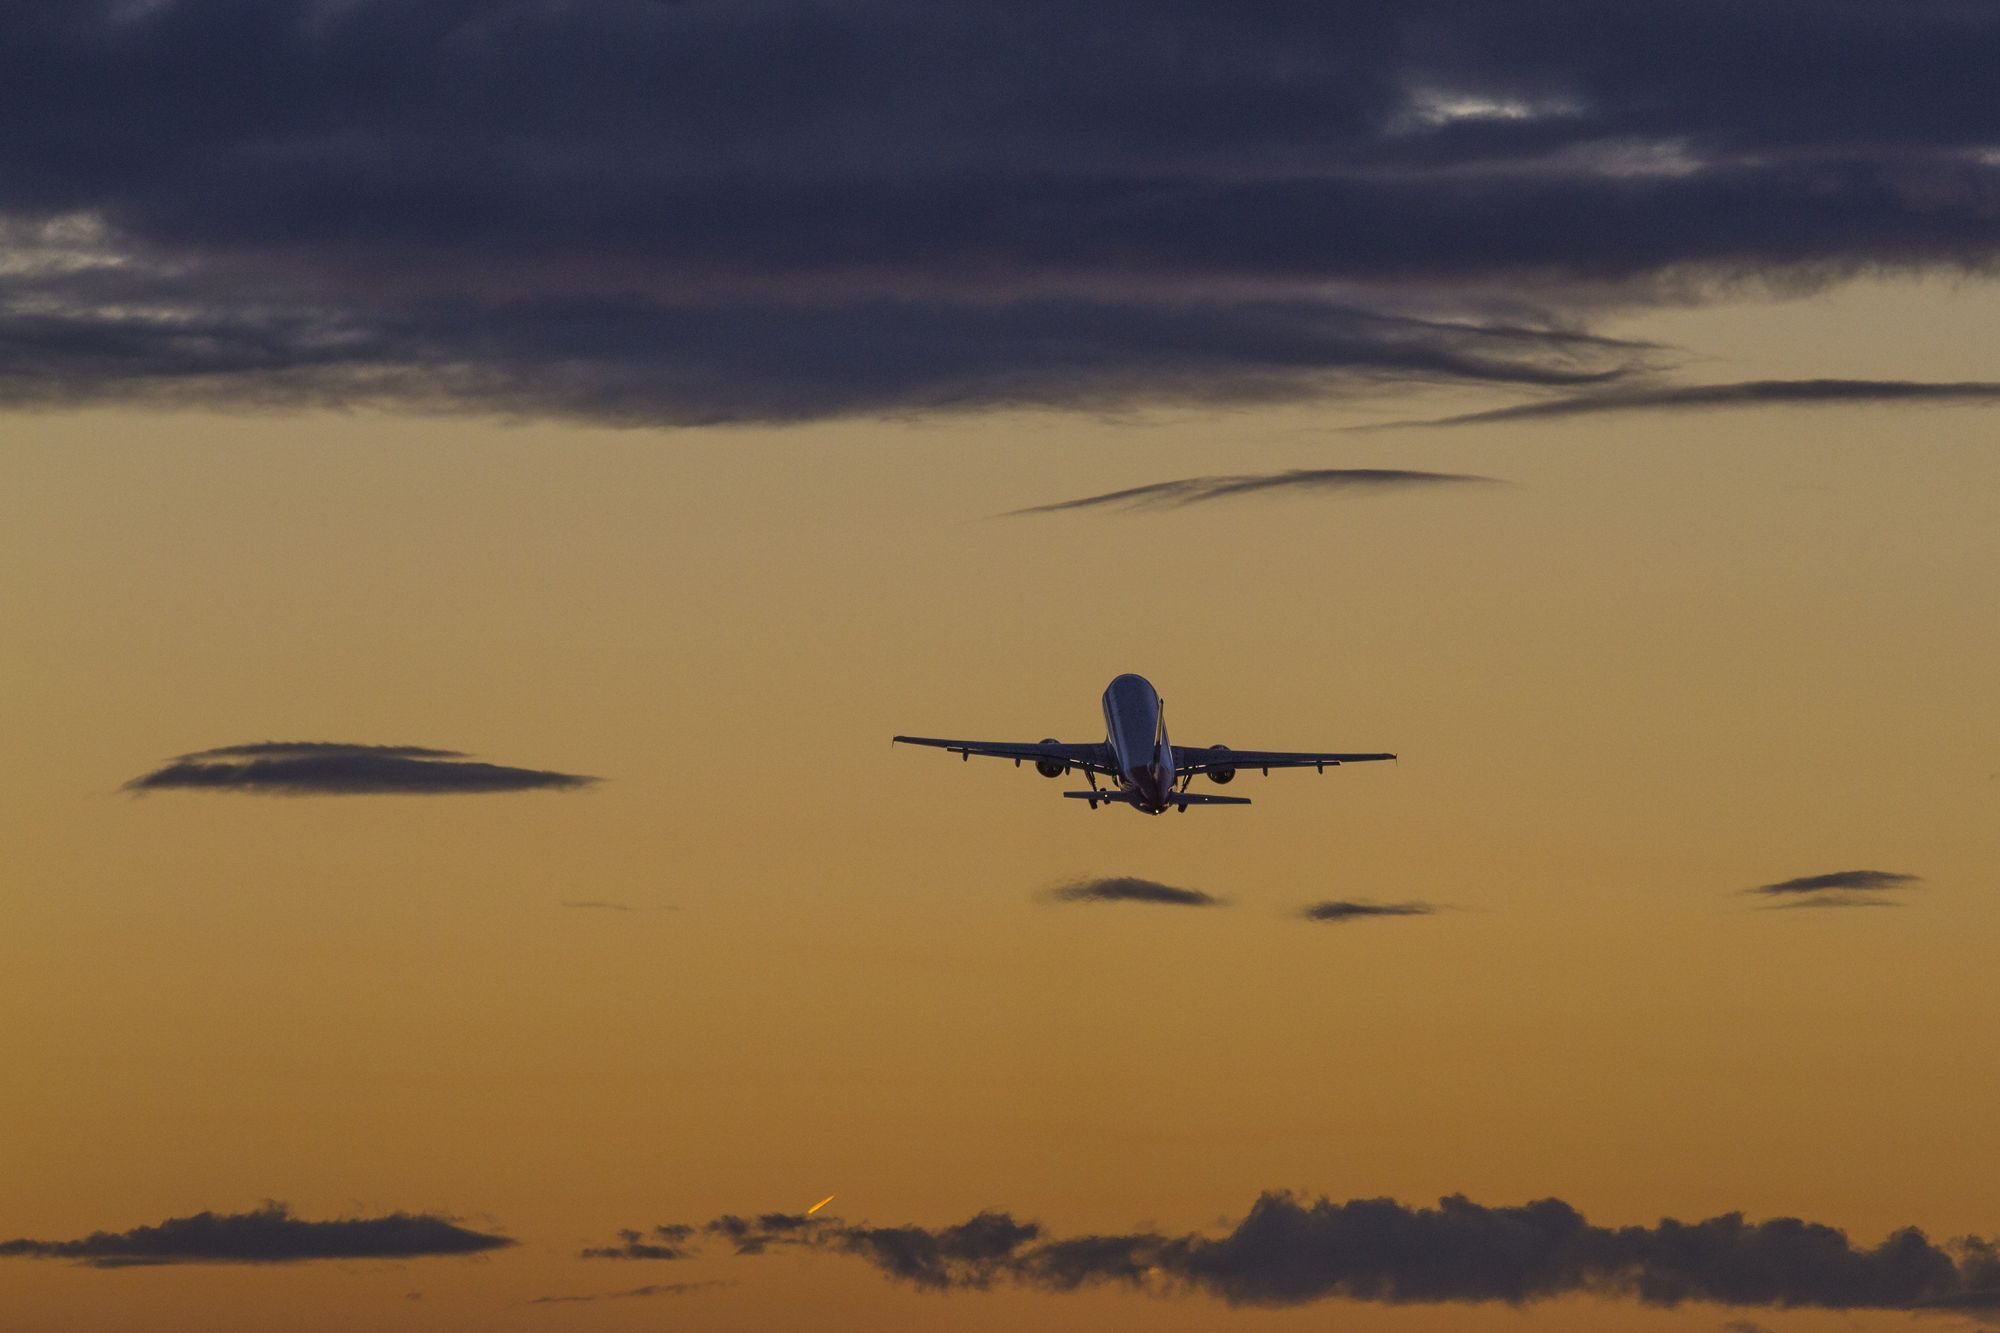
[1174,746,1395,775]
[893,735,1116,775]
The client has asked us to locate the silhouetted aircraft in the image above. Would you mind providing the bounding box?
[894,673,1394,814]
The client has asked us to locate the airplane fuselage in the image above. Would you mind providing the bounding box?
[1101,673,1176,813]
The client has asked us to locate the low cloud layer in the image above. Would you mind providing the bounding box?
[1359,379,2000,429]
[1047,877,1223,908]
[605,1192,2000,1312]
[125,742,596,795]
[1750,870,1922,910]
[1303,900,1438,923]
[0,1204,514,1267]
[1006,469,1497,516]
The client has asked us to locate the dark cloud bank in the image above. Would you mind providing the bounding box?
[592,1193,2000,1313]
[1047,877,1223,908]
[124,741,595,795]
[0,1204,514,1267]
[8,1,2000,425]
[1749,869,1924,911]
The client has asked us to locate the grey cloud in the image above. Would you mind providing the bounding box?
[1048,877,1223,908]
[528,1281,723,1304]
[0,273,1639,426]
[125,741,596,795]
[1358,380,2000,430]
[0,1204,514,1267]
[9,3,2000,424]
[1749,870,1923,910]
[705,1214,820,1256]
[1765,893,1905,911]
[579,1226,694,1261]
[1006,469,1498,516]
[1303,900,1438,923]
[1753,870,1922,896]
[627,1192,2000,1311]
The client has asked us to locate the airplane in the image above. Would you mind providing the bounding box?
[893,673,1394,814]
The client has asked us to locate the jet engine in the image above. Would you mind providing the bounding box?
[1035,740,1067,779]
[1206,744,1237,784]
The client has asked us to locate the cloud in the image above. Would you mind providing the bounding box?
[1047,877,1223,908]
[1722,1321,1776,1333]
[124,741,596,795]
[1356,380,2000,429]
[615,1192,2000,1312]
[705,1214,823,1256]
[579,1226,695,1261]
[0,1204,514,1267]
[0,272,1639,425]
[1302,900,1438,923]
[1748,870,1922,910]
[1005,469,1498,516]
[528,1281,723,1304]
[1753,870,1922,896]
[8,3,2000,424]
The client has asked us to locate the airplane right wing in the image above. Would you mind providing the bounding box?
[1174,747,1396,775]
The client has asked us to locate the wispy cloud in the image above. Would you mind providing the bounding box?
[1302,900,1438,923]
[528,1281,724,1305]
[1749,870,1923,910]
[0,1204,514,1267]
[1047,877,1224,908]
[1005,469,1498,516]
[601,1192,2000,1311]
[1356,380,2000,430]
[579,1226,695,1261]
[124,742,596,796]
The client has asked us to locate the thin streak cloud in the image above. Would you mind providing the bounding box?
[527,1282,724,1305]
[1006,469,1498,516]
[1356,380,2000,429]
[1302,900,1438,923]
[1747,869,1924,912]
[1046,877,1224,908]
[0,1205,514,1267]
[1752,870,1923,896]
[124,741,596,796]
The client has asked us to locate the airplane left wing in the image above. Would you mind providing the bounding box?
[1174,746,1395,775]
[893,735,1115,775]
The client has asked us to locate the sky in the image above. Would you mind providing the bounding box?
[3,3,1999,1330]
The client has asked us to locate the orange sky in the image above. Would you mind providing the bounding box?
[3,277,1998,1331]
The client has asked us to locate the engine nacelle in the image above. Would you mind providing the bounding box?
[1035,740,1067,779]
[1206,744,1236,784]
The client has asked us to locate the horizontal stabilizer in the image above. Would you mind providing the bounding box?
[1063,790,1252,808]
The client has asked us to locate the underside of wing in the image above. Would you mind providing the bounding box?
[1175,746,1396,775]
[894,735,1114,775]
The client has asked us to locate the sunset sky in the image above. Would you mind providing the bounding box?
[4,4,1999,1331]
